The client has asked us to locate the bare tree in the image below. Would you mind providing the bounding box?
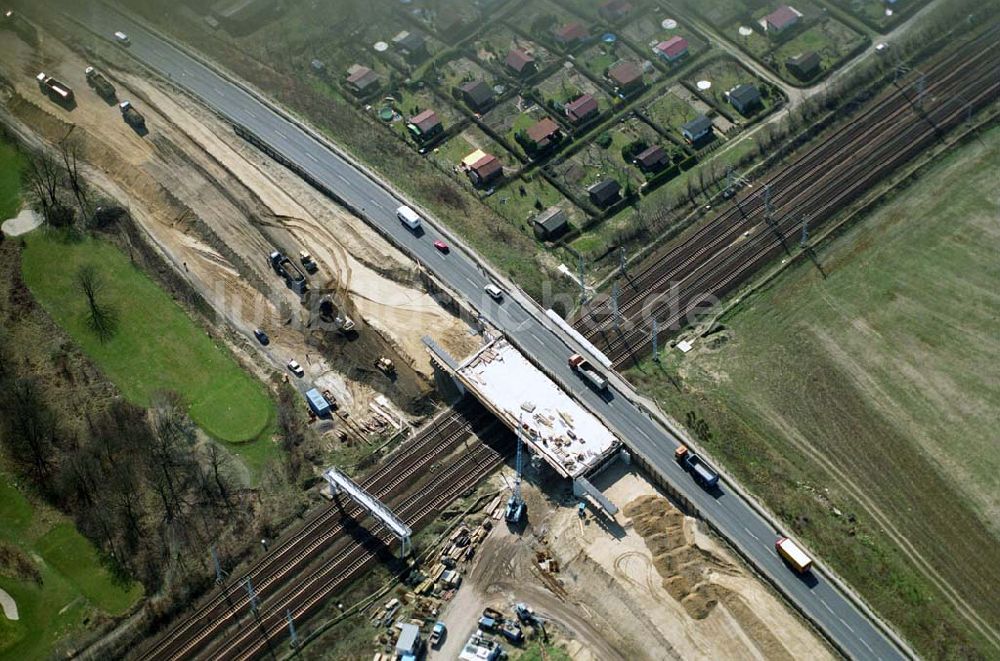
[60,138,91,224]
[76,264,118,341]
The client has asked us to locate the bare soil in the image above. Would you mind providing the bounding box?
[0,27,479,422]
[435,462,833,659]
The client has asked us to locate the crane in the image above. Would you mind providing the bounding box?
[505,419,526,525]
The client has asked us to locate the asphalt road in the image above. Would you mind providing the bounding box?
[62,3,908,658]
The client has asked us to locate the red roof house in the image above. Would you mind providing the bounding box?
[525,117,561,150]
[554,21,588,45]
[654,36,689,62]
[505,48,536,75]
[565,93,599,124]
[764,5,799,31]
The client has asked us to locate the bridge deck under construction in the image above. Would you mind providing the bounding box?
[444,338,620,479]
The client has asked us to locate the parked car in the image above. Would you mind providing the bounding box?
[433,239,449,253]
[484,283,503,301]
[114,31,130,45]
[253,329,269,345]
[287,359,304,377]
[875,42,890,55]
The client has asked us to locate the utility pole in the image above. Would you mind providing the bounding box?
[652,319,660,363]
[211,546,227,584]
[800,218,809,247]
[611,281,620,329]
[763,183,774,226]
[725,165,734,198]
[914,73,926,109]
[286,609,299,648]
[578,255,586,303]
[619,246,626,276]
[245,577,259,614]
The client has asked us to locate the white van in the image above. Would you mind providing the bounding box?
[396,205,422,230]
[114,31,130,45]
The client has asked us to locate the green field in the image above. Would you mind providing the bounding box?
[0,474,143,660]
[20,233,276,459]
[0,141,26,220]
[630,126,1000,658]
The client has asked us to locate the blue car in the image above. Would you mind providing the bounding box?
[253,329,269,345]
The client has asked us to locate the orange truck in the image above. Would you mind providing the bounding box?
[775,536,813,573]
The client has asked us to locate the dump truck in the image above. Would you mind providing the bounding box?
[429,621,446,648]
[775,537,813,573]
[674,445,720,489]
[500,621,524,644]
[84,66,116,100]
[568,353,608,390]
[36,72,74,104]
[268,250,307,294]
[119,101,145,130]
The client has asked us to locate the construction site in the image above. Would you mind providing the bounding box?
[1,0,996,659]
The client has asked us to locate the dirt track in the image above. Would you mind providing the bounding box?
[0,24,479,420]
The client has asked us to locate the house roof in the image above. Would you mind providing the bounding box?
[765,5,799,29]
[608,61,642,87]
[396,623,420,655]
[409,109,440,132]
[655,36,689,58]
[682,115,713,136]
[565,94,598,122]
[728,83,760,106]
[460,80,493,106]
[527,117,560,143]
[505,49,535,73]
[787,50,820,71]
[555,21,588,43]
[392,30,426,52]
[599,0,633,18]
[346,64,378,88]
[534,206,567,231]
[588,179,621,203]
[635,144,667,168]
[471,153,502,178]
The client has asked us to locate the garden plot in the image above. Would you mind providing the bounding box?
[838,0,930,31]
[770,19,867,75]
[578,42,662,88]
[485,175,585,231]
[482,97,550,159]
[407,0,484,42]
[379,83,464,143]
[507,0,588,50]
[643,86,704,133]
[553,140,636,199]
[687,0,754,26]
[430,125,518,178]
[687,57,774,120]
[536,66,613,114]
[473,25,558,73]
[432,55,497,94]
[619,13,707,58]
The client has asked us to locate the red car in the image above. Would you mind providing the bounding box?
[433,239,449,253]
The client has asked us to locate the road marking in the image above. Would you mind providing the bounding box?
[819,598,834,615]
[246,110,257,119]
[464,276,477,288]
[859,639,875,655]
[839,618,855,633]
[636,428,652,441]
[742,526,759,542]
[305,152,318,163]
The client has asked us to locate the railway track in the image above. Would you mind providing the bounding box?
[139,399,497,661]
[572,27,1000,365]
[205,439,505,661]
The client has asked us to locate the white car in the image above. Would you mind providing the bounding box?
[287,359,304,377]
[114,31,130,45]
[875,42,890,55]
[484,283,503,301]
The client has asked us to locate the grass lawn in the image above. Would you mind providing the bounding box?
[0,474,143,660]
[20,233,275,449]
[771,19,867,75]
[0,140,26,220]
[688,57,771,115]
[643,88,701,131]
[629,125,1000,659]
[518,643,573,661]
[485,173,582,230]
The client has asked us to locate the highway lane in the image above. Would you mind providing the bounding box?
[63,3,907,658]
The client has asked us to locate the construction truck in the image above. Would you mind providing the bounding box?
[376,357,395,375]
[674,445,720,489]
[268,250,307,294]
[505,424,527,525]
[775,537,813,573]
[84,66,116,101]
[568,353,608,391]
[35,72,74,104]
[119,101,146,130]
[317,295,354,333]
